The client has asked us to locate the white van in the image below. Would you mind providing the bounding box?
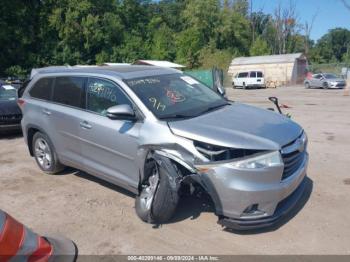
[232,71,265,89]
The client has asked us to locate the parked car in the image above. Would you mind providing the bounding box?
[19,66,308,230]
[232,71,265,89]
[304,73,346,89]
[0,81,22,133]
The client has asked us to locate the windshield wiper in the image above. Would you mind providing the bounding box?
[158,114,194,120]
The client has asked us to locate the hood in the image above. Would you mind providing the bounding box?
[168,103,302,151]
[0,99,21,115]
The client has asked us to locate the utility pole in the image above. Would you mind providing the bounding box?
[251,0,255,43]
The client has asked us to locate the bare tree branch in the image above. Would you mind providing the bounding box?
[303,9,318,55]
[341,0,350,11]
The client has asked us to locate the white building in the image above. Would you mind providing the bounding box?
[228,53,308,85]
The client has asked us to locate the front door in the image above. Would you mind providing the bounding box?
[79,77,141,190]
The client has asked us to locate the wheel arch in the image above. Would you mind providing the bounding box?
[137,147,197,194]
[26,124,46,156]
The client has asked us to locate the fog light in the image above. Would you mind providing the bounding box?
[242,204,265,217]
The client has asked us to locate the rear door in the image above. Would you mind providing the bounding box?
[311,74,322,87]
[257,71,264,85]
[49,76,86,167]
[78,77,142,190]
[25,77,54,140]
[249,71,257,85]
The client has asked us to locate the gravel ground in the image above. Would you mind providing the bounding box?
[0,85,350,255]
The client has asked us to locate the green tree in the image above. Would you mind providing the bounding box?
[315,28,350,62]
[181,0,220,44]
[48,0,124,65]
[150,24,176,60]
[0,0,42,76]
[175,28,202,68]
[250,37,270,56]
[216,7,251,54]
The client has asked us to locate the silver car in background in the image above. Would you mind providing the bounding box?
[304,73,346,89]
[19,66,309,230]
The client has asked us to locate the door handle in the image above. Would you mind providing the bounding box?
[42,109,51,116]
[80,121,92,130]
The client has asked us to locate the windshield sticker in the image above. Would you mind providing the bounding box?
[149,97,166,111]
[181,76,199,85]
[128,78,161,87]
[2,85,15,90]
[166,90,186,103]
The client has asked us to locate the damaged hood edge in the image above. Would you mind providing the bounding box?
[168,103,303,151]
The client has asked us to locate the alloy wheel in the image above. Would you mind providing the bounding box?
[34,138,52,169]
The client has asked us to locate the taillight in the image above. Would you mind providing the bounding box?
[17,98,25,107]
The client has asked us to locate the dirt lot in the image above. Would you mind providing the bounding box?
[1,85,350,255]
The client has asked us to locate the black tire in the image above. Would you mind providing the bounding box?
[305,82,310,89]
[32,132,65,174]
[243,83,246,90]
[135,161,179,224]
[322,82,328,89]
[232,82,236,89]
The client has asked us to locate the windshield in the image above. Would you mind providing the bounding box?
[0,85,17,101]
[324,73,339,79]
[125,73,228,120]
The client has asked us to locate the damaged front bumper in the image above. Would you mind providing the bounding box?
[197,152,308,230]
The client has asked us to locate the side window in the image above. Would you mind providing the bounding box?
[86,78,132,116]
[314,74,321,79]
[242,72,248,78]
[257,72,263,77]
[250,72,257,78]
[52,77,85,108]
[29,78,54,100]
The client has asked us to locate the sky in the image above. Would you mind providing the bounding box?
[251,0,350,41]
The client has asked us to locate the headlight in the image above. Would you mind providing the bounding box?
[194,151,283,171]
[193,141,261,162]
[229,151,282,169]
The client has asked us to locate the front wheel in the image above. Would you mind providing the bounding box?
[322,82,328,89]
[305,82,310,89]
[33,132,65,174]
[135,161,179,224]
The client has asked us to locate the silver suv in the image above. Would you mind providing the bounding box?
[19,66,309,230]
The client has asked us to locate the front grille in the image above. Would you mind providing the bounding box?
[282,151,305,180]
[0,114,22,124]
[336,82,346,87]
[281,133,307,180]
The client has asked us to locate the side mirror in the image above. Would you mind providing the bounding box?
[106,104,136,121]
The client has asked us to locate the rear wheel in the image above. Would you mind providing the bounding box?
[33,132,65,174]
[243,83,246,90]
[135,160,179,224]
[305,82,310,89]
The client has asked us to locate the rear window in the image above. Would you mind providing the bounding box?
[257,72,263,77]
[29,78,54,100]
[238,72,248,78]
[0,85,17,101]
[52,77,85,108]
